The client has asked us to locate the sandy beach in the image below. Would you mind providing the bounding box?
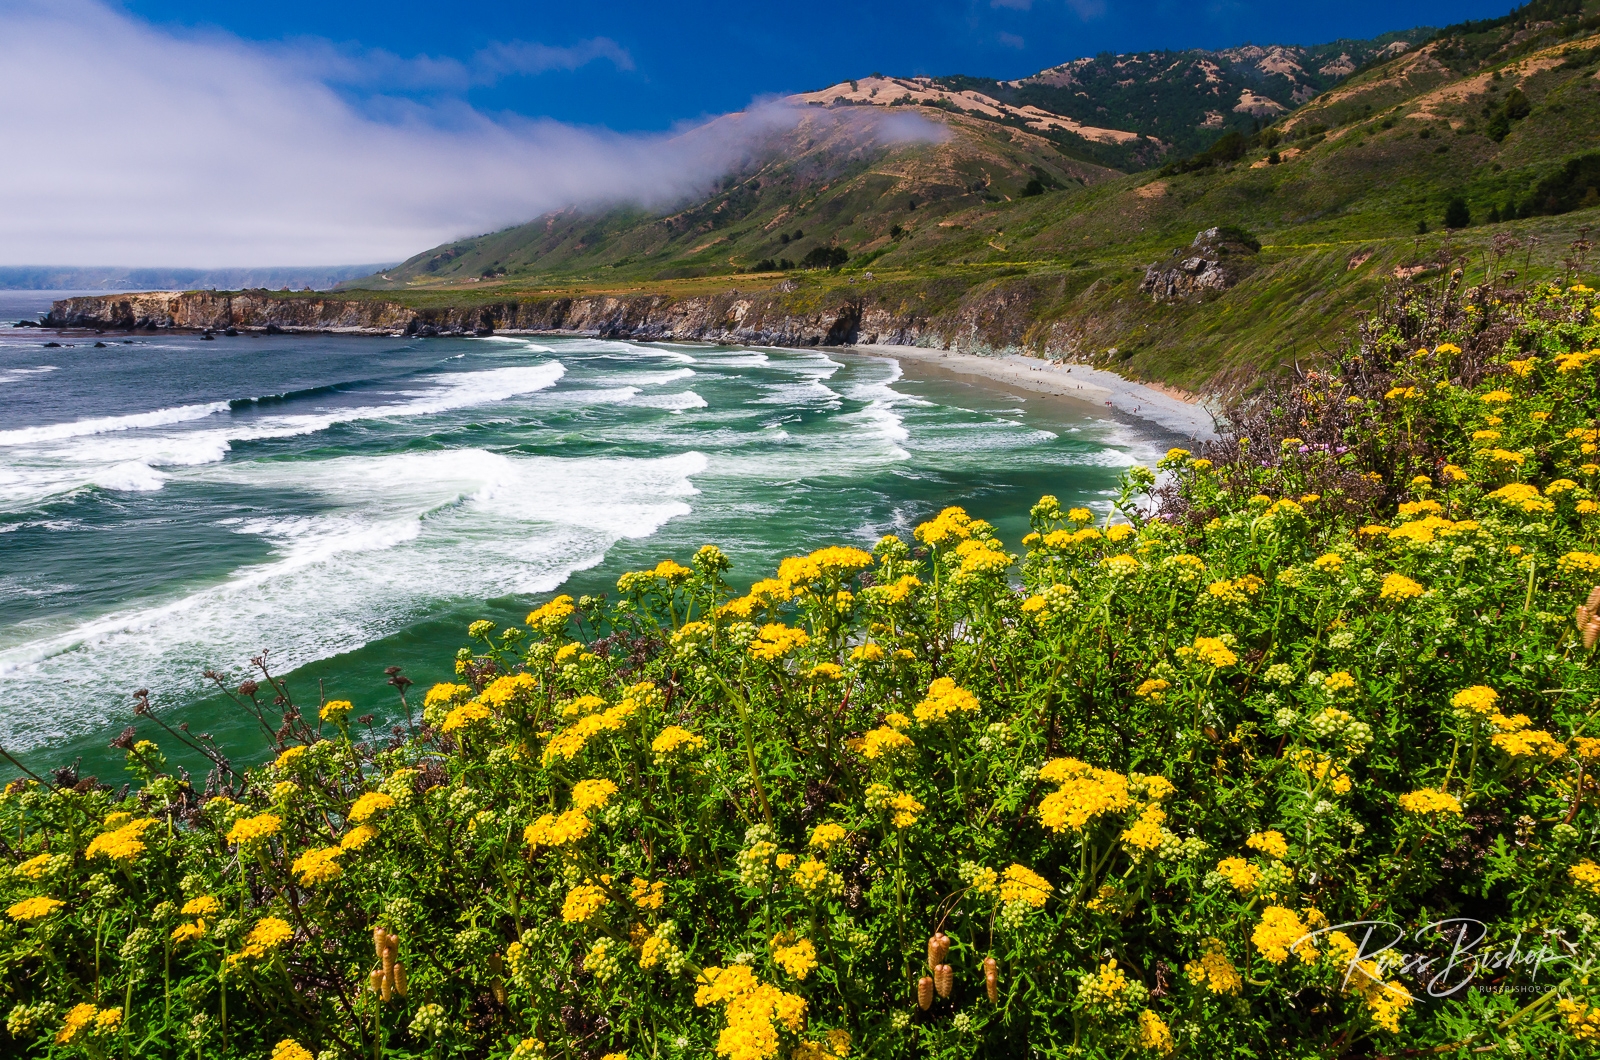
[849,343,1221,441]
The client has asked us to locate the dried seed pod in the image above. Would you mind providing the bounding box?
[1586,616,1600,650]
[370,967,386,1000]
[1587,585,1600,611]
[381,931,397,984]
[983,956,999,1003]
[934,963,953,999]
[392,961,409,998]
[917,975,934,1010]
[372,925,387,959]
[927,932,950,972]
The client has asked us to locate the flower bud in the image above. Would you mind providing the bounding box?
[917,975,934,1010]
[934,963,953,999]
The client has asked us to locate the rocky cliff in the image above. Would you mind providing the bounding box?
[53,281,1066,344]
[42,288,882,347]
[44,279,1177,372]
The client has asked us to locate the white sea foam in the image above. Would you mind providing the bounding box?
[697,349,769,368]
[0,365,59,385]
[611,367,696,385]
[0,361,567,509]
[0,446,707,750]
[0,401,230,445]
[754,380,841,405]
[538,386,642,406]
[635,390,708,411]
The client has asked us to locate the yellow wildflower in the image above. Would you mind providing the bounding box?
[1569,860,1600,895]
[291,846,344,885]
[7,896,64,921]
[1191,636,1237,667]
[182,895,221,917]
[1184,939,1242,995]
[227,813,282,848]
[1216,857,1260,894]
[860,726,913,759]
[1137,1009,1174,1055]
[998,863,1052,908]
[809,823,848,851]
[652,725,707,759]
[748,623,809,661]
[771,934,818,979]
[348,791,397,823]
[1253,906,1317,964]
[912,676,980,723]
[524,809,593,850]
[1246,830,1289,859]
[340,823,379,850]
[562,884,609,923]
[571,778,619,812]
[1397,789,1462,815]
[1038,758,1132,831]
[56,1004,99,1045]
[1378,573,1424,601]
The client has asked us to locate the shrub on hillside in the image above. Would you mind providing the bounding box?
[799,246,848,271]
[6,282,1600,1057]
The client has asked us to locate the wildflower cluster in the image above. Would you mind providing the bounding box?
[6,284,1600,1057]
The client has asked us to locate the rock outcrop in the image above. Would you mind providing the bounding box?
[42,289,873,349]
[1139,227,1259,303]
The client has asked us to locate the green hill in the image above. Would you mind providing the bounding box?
[339,2,1600,392]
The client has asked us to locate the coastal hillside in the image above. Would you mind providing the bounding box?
[354,26,1431,294]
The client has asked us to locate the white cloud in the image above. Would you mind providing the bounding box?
[991,0,1033,10]
[0,0,937,267]
[997,31,1027,49]
[288,36,635,93]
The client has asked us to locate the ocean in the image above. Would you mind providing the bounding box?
[0,290,1163,781]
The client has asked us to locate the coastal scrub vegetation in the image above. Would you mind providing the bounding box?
[10,280,1600,1057]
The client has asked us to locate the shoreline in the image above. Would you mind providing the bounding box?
[17,309,1222,441]
[850,343,1221,441]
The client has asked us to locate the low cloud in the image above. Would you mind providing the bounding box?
[0,0,936,267]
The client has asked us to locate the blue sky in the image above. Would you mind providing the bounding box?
[125,0,1513,130]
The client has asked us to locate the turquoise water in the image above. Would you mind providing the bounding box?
[0,291,1163,781]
